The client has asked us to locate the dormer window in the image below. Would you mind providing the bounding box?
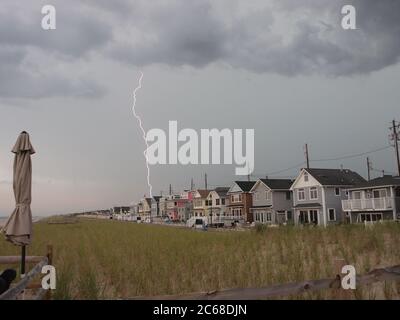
[304,172,309,182]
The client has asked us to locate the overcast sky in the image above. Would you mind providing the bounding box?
[1,0,400,216]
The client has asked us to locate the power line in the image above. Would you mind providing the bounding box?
[310,145,391,162]
[251,145,391,179]
[370,166,397,176]
[251,161,306,177]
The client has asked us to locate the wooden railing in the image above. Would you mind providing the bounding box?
[130,264,400,300]
[0,245,53,300]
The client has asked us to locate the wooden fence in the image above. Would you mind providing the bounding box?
[0,245,53,300]
[131,264,400,300]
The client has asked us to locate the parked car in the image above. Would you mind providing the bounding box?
[194,218,207,230]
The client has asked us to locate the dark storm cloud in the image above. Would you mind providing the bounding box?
[106,0,400,76]
[1,0,400,99]
[0,1,110,99]
[271,0,400,75]
[109,1,228,68]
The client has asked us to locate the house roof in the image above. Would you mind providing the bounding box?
[152,196,161,202]
[259,179,293,190]
[213,187,230,197]
[195,189,210,198]
[348,175,400,189]
[234,181,256,192]
[305,168,365,186]
[294,203,322,208]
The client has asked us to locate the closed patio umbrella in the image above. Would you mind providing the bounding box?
[1,131,35,276]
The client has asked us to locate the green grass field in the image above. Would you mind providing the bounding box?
[1,218,400,299]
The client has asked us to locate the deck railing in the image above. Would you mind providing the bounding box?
[342,197,393,211]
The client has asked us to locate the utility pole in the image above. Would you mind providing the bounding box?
[169,184,172,195]
[366,157,371,181]
[304,144,310,169]
[191,178,194,191]
[204,173,208,190]
[389,119,400,176]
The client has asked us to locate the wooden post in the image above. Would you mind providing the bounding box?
[46,244,53,300]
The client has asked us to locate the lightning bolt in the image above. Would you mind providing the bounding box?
[132,71,152,198]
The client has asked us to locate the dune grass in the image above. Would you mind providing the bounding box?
[1,218,400,299]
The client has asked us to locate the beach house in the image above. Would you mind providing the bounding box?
[205,187,230,224]
[227,181,256,223]
[250,178,294,225]
[342,175,400,223]
[192,189,210,218]
[290,168,365,226]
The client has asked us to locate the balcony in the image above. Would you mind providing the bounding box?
[342,197,394,211]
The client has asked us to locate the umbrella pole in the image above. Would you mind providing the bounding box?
[21,245,26,278]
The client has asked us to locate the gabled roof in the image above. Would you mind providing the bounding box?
[144,198,152,205]
[232,181,256,192]
[195,189,210,198]
[305,168,365,186]
[259,178,293,190]
[348,175,400,189]
[213,187,230,197]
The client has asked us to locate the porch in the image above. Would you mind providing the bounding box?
[342,197,394,211]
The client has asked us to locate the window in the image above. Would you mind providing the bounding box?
[232,208,242,217]
[298,189,305,201]
[266,212,272,222]
[310,187,318,200]
[310,210,318,224]
[216,199,220,205]
[266,191,271,200]
[254,192,259,201]
[328,208,336,221]
[286,191,291,200]
[299,210,309,224]
[335,188,340,196]
[221,198,225,205]
[353,191,361,200]
[304,172,309,182]
[231,194,242,203]
[373,189,387,198]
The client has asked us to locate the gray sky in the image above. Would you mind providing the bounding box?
[1,0,400,216]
